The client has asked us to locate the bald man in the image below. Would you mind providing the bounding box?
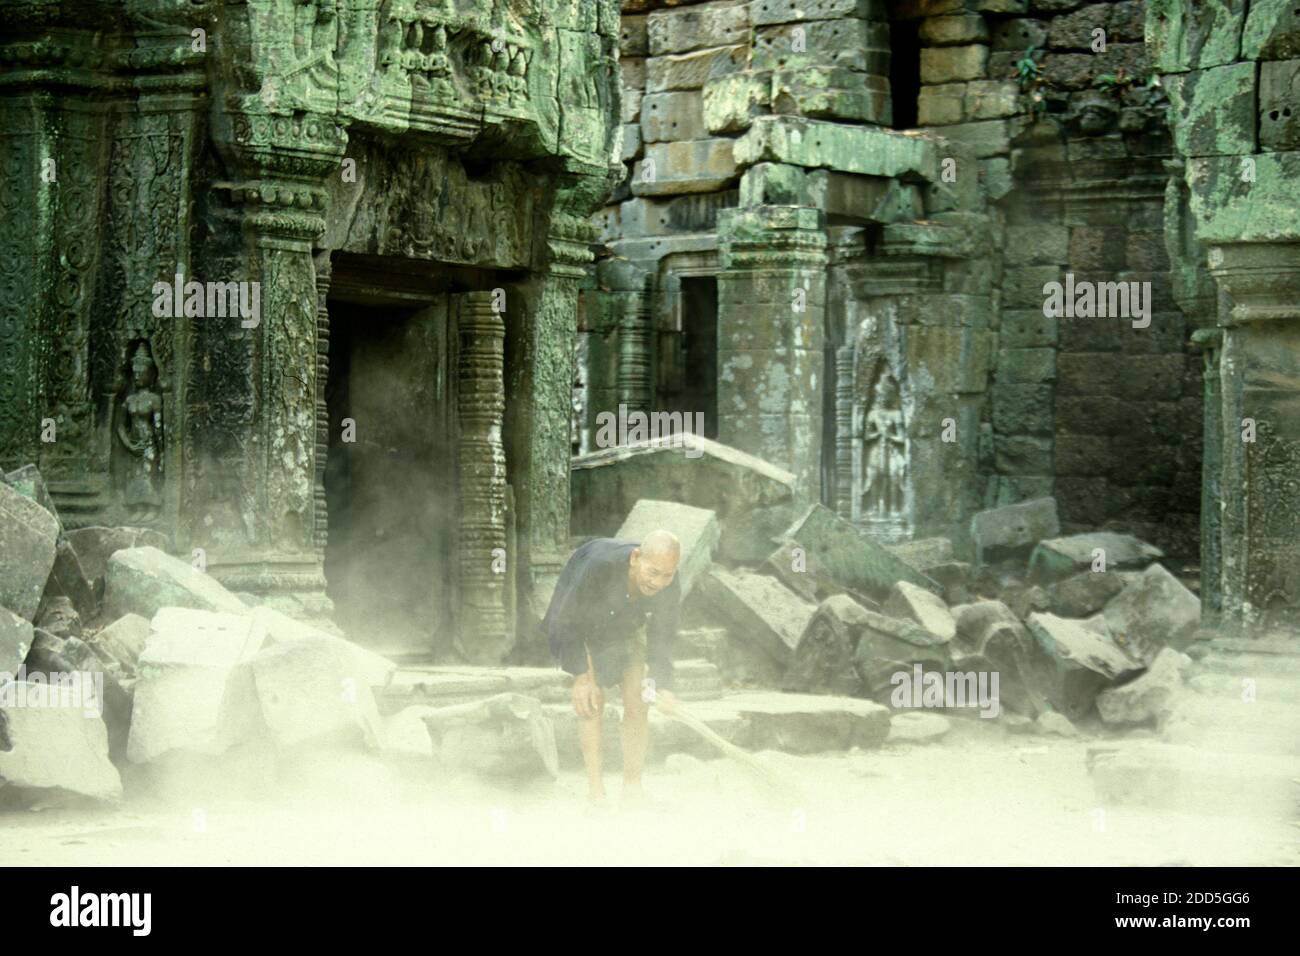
[544,532,682,805]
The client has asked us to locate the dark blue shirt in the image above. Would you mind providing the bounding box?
[544,538,680,690]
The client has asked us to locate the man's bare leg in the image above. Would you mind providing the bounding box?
[621,660,649,799]
[578,708,605,802]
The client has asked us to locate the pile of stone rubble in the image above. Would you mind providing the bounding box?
[1,464,548,807]
[580,437,1203,737]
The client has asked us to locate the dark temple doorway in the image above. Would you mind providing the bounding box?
[663,275,719,439]
[324,280,457,660]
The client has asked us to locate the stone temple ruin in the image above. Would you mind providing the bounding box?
[0,0,1297,852]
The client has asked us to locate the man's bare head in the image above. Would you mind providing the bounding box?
[629,529,681,596]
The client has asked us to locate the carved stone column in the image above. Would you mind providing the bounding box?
[616,275,653,416]
[1208,242,1300,631]
[200,110,347,597]
[833,344,856,518]
[456,291,509,663]
[717,205,828,497]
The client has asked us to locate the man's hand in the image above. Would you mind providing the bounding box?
[572,672,605,718]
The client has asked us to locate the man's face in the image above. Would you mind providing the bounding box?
[630,548,679,596]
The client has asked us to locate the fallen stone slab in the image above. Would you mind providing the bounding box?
[883,580,956,641]
[953,601,1044,706]
[1047,570,1125,618]
[779,503,939,602]
[251,606,395,690]
[0,480,60,621]
[86,613,151,677]
[969,497,1059,566]
[65,526,169,594]
[571,436,798,564]
[1101,563,1201,665]
[853,606,953,699]
[952,599,1023,652]
[1001,582,1050,620]
[24,629,134,763]
[1028,532,1164,583]
[126,608,268,763]
[696,566,816,670]
[414,693,558,779]
[1096,647,1192,727]
[1,606,33,675]
[1026,612,1143,720]
[616,499,719,597]
[104,547,248,621]
[0,680,122,805]
[764,538,882,609]
[247,636,384,752]
[885,537,954,574]
[1035,711,1081,738]
[712,690,891,754]
[784,594,870,696]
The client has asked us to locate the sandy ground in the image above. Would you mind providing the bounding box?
[5,720,1297,867]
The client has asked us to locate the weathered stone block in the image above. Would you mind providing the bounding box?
[771,69,892,124]
[1260,59,1300,151]
[697,566,816,669]
[702,70,771,134]
[1186,152,1300,242]
[920,14,989,45]
[1164,62,1257,157]
[620,122,642,162]
[616,499,720,597]
[632,139,738,195]
[0,481,60,622]
[646,45,746,92]
[1100,563,1201,664]
[751,0,889,26]
[104,547,248,621]
[620,14,648,56]
[933,118,1013,158]
[784,593,870,695]
[1047,4,1109,50]
[640,90,707,141]
[248,636,384,751]
[1147,0,1248,71]
[1096,646,1191,725]
[918,82,967,125]
[0,681,122,805]
[648,1,751,55]
[991,383,1053,435]
[64,526,168,592]
[969,496,1060,565]
[1026,611,1142,719]
[920,44,990,84]
[991,17,1047,51]
[999,309,1059,347]
[780,503,939,600]
[1242,0,1300,59]
[1028,532,1164,582]
[87,613,150,676]
[883,580,957,640]
[852,605,953,697]
[997,347,1055,383]
[734,115,939,179]
[127,608,267,763]
[753,20,891,73]
[965,79,1021,119]
[1047,570,1126,617]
